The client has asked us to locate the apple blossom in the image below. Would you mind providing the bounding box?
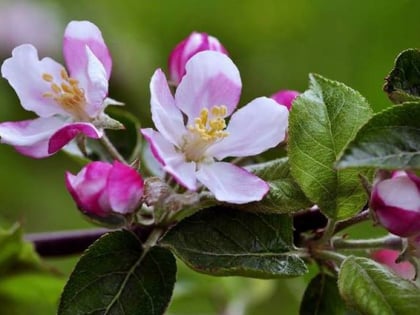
[271,89,299,110]
[371,249,415,280]
[142,51,289,204]
[65,161,144,217]
[0,20,121,158]
[370,171,420,237]
[168,32,227,85]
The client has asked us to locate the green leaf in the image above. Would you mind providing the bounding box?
[337,102,420,170]
[300,273,358,315]
[160,207,307,278]
[244,158,312,213]
[338,256,420,315]
[58,230,176,315]
[384,49,420,104]
[288,74,373,220]
[0,272,64,315]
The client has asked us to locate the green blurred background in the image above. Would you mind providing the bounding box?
[0,0,417,314]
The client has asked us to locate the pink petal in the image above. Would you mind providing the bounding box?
[168,32,228,85]
[208,97,289,160]
[1,44,69,117]
[372,249,415,280]
[196,162,269,204]
[271,90,300,110]
[175,51,241,124]
[0,117,65,158]
[65,162,112,216]
[48,122,102,154]
[150,69,186,145]
[63,21,112,81]
[107,161,144,214]
[377,175,420,212]
[141,128,198,190]
[83,47,108,117]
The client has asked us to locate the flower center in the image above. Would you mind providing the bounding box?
[183,105,229,162]
[42,69,87,119]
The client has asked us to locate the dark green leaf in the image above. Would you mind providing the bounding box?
[59,230,176,315]
[384,49,420,104]
[300,273,358,315]
[161,207,307,278]
[244,158,312,213]
[337,102,420,170]
[338,256,420,315]
[288,74,373,219]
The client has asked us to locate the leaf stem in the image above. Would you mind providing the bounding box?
[332,235,403,250]
[312,249,347,265]
[99,133,127,163]
[317,218,337,245]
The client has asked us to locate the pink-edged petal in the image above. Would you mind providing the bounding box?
[65,162,112,216]
[196,162,269,204]
[150,69,186,145]
[141,128,198,190]
[82,46,108,117]
[107,161,144,214]
[63,21,111,80]
[271,90,299,110]
[1,44,69,117]
[377,176,420,212]
[208,97,289,159]
[372,249,415,280]
[48,122,102,154]
[175,51,241,123]
[0,116,65,158]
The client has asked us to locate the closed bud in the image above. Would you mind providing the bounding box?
[65,161,144,221]
[370,171,420,237]
[168,32,228,85]
[271,90,300,110]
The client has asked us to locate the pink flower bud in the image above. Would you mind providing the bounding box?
[65,161,144,217]
[168,32,228,85]
[370,171,420,237]
[371,249,415,280]
[271,90,300,110]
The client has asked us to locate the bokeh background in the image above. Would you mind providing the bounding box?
[0,0,418,314]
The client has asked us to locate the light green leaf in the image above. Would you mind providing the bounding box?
[338,256,420,315]
[161,207,307,278]
[58,230,176,315]
[288,74,373,219]
[337,102,420,170]
[384,49,420,104]
[300,273,358,315]
[244,158,312,213]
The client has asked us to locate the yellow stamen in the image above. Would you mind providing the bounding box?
[41,69,87,119]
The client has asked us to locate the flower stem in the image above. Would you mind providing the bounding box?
[99,133,127,163]
[334,209,370,233]
[317,218,337,245]
[332,235,403,250]
[312,249,347,265]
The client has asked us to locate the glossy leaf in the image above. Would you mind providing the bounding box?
[59,230,176,315]
[161,207,307,278]
[337,102,420,170]
[244,158,312,213]
[384,49,420,104]
[300,273,358,315]
[338,256,420,315]
[288,74,373,219]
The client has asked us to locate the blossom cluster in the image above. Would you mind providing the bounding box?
[0,21,297,218]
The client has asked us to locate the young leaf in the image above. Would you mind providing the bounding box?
[300,273,357,315]
[337,102,420,170]
[160,207,307,278]
[58,230,176,315]
[338,256,420,315]
[243,158,312,213]
[288,74,373,220]
[384,49,420,104]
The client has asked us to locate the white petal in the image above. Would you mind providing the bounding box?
[378,176,420,212]
[196,162,269,204]
[208,97,289,159]
[175,51,241,124]
[141,128,198,190]
[150,69,186,145]
[1,44,69,117]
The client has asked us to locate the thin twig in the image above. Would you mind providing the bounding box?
[99,133,127,163]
